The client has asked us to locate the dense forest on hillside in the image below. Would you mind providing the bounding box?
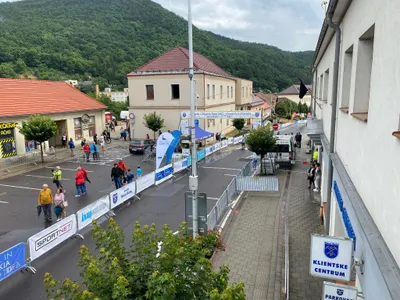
[0,0,313,92]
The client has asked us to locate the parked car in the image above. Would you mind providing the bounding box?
[129,139,155,154]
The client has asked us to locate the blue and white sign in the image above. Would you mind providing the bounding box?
[110,182,136,209]
[228,137,234,145]
[205,145,214,156]
[322,282,358,300]
[155,164,173,185]
[197,149,206,161]
[173,159,188,174]
[187,156,192,167]
[181,111,262,119]
[221,140,228,148]
[310,235,353,281]
[156,132,175,169]
[0,243,26,282]
[77,196,110,230]
[214,142,221,151]
[165,130,182,165]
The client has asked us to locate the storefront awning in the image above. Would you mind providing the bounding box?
[307,118,323,146]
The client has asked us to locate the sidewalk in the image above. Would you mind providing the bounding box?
[212,140,324,300]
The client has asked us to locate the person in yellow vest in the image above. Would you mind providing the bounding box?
[38,184,53,222]
[313,147,319,162]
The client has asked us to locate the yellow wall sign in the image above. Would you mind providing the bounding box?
[0,123,18,129]
[0,123,18,158]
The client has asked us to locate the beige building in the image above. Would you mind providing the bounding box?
[277,84,312,106]
[235,78,253,111]
[0,79,106,158]
[100,87,129,103]
[127,46,252,140]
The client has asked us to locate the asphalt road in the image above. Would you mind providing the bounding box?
[0,145,251,299]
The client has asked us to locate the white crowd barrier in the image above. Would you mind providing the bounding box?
[2,135,247,282]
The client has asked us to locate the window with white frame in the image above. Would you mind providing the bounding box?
[323,70,329,102]
[220,85,223,99]
[207,84,210,99]
[171,84,180,100]
[212,85,215,99]
[341,45,353,110]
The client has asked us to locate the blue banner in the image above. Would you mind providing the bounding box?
[187,156,192,166]
[197,149,206,161]
[166,130,182,165]
[155,164,173,185]
[0,243,26,282]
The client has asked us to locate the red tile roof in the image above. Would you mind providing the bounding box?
[0,79,107,117]
[128,46,231,77]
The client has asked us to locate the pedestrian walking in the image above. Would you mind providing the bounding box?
[68,138,75,157]
[51,166,64,191]
[99,133,105,152]
[136,165,142,178]
[75,167,86,198]
[53,188,65,221]
[93,133,98,145]
[307,163,316,189]
[313,147,319,163]
[314,163,322,192]
[61,133,67,148]
[120,127,124,139]
[122,128,127,141]
[90,142,99,161]
[111,163,123,189]
[38,184,53,222]
[126,168,134,184]
[83,143,90,162]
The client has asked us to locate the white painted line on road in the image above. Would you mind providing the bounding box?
[201,166,241,171]
[45,166,93,172]
[24,175,71,180]
[207,197,219,200]
[0,201,9,204]
[223,174,237,177]
[0,183,41,191]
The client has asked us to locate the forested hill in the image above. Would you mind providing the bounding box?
[0,0,313,92]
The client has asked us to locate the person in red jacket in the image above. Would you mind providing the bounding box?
[83,143,90,162]
[117,159,127,177]
[75,167,86,198]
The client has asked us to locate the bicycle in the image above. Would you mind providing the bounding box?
[105,135,112,144]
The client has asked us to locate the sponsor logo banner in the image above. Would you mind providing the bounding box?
[155,164,173,185]
[197,149,206,161]
[0,243,26,282]
[136,171,155,193]
[76,196,110,230]
[228,137,234,145]
[28,215,77,261]
[156,132,175,169]
[173,159,188,174]
[165,130,182,165]
[221,140,228,148]
[109,182,136,209]
[181,111,261,119]
[205,145,214,157]
[214,142,221,151]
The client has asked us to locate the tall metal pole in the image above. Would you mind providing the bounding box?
[188,0,198,238]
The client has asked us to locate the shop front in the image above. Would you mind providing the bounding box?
[0,122,18,158]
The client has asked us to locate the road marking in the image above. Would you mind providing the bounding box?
[223,174,237,177]
[0,201,9,204]
[207,197,219,200]
[201,166,241,171]
[24,175,71,180]
[45,166,93,172]
[0,183,41,191]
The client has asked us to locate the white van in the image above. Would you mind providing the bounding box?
[120,110,129,120]
[272,135,296,168]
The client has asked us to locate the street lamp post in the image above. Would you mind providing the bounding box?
[188,0,199,238]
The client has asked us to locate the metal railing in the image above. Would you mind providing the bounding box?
[0,151,38,172]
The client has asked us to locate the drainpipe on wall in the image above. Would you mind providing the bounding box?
[325,5,341,235]
[312,67,317,117]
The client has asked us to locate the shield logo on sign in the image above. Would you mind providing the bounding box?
[112,193,118,204]
[337,289,344,296]
[182,113,186,118]
[255,112,260,117]
[324,242,339,259]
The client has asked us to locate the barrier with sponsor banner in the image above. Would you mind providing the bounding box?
[110,182,136,209]
[221,140,228,148]
[155,164,173,185]
[136,171,155,193]
[0,243,26,281]
[76,196,110,231]
[173,159,188,174]
[28,214,78,261]
[196,149,206,161]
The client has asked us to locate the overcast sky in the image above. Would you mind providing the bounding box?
[0,0,326,51]
[152,0,326,51]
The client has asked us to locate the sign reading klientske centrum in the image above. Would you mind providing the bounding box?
[310,235,353,281]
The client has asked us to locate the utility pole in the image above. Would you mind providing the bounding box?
[188,0,198,238]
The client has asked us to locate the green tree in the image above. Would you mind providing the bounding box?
[275,101,288,117]
[0,62,17,78]
[232,119,246,133]
[143,111,165,140]
[245,125,277,175]
[44,219,246,300]
[91,93,128,119]
[19,115,57,163]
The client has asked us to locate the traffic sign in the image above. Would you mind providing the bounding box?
[272,123,279,131]
[129,112,135,119]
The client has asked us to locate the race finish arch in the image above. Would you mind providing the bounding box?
[180,111,262,135]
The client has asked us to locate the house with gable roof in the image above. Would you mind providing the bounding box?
[127,46,253,140]
[277,84,312,107]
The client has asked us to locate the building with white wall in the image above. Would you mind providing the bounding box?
[308,0,400,299]
[100,88,129,103]
[278,84,312,107]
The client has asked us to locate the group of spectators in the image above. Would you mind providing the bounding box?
[111,159,142,189]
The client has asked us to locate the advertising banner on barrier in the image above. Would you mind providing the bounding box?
[228,137,233,145]
[156,132,175,169]
[205,145,214,157]
[76,196,110,230]
[28,214,77,261]
[155,164,173,185]
[197,149,206,161]
[110,182,136,209]
[214,142,221,151]
[173,159,188,173]
[187,156,192,167]
[221,140,228,148]
[233,137,239,144]
[0,243,26,282]
[136,171,155,193]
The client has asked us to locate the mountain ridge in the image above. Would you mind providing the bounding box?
[0,0,313,92]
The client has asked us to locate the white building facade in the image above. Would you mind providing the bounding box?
[309,0,400,299]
